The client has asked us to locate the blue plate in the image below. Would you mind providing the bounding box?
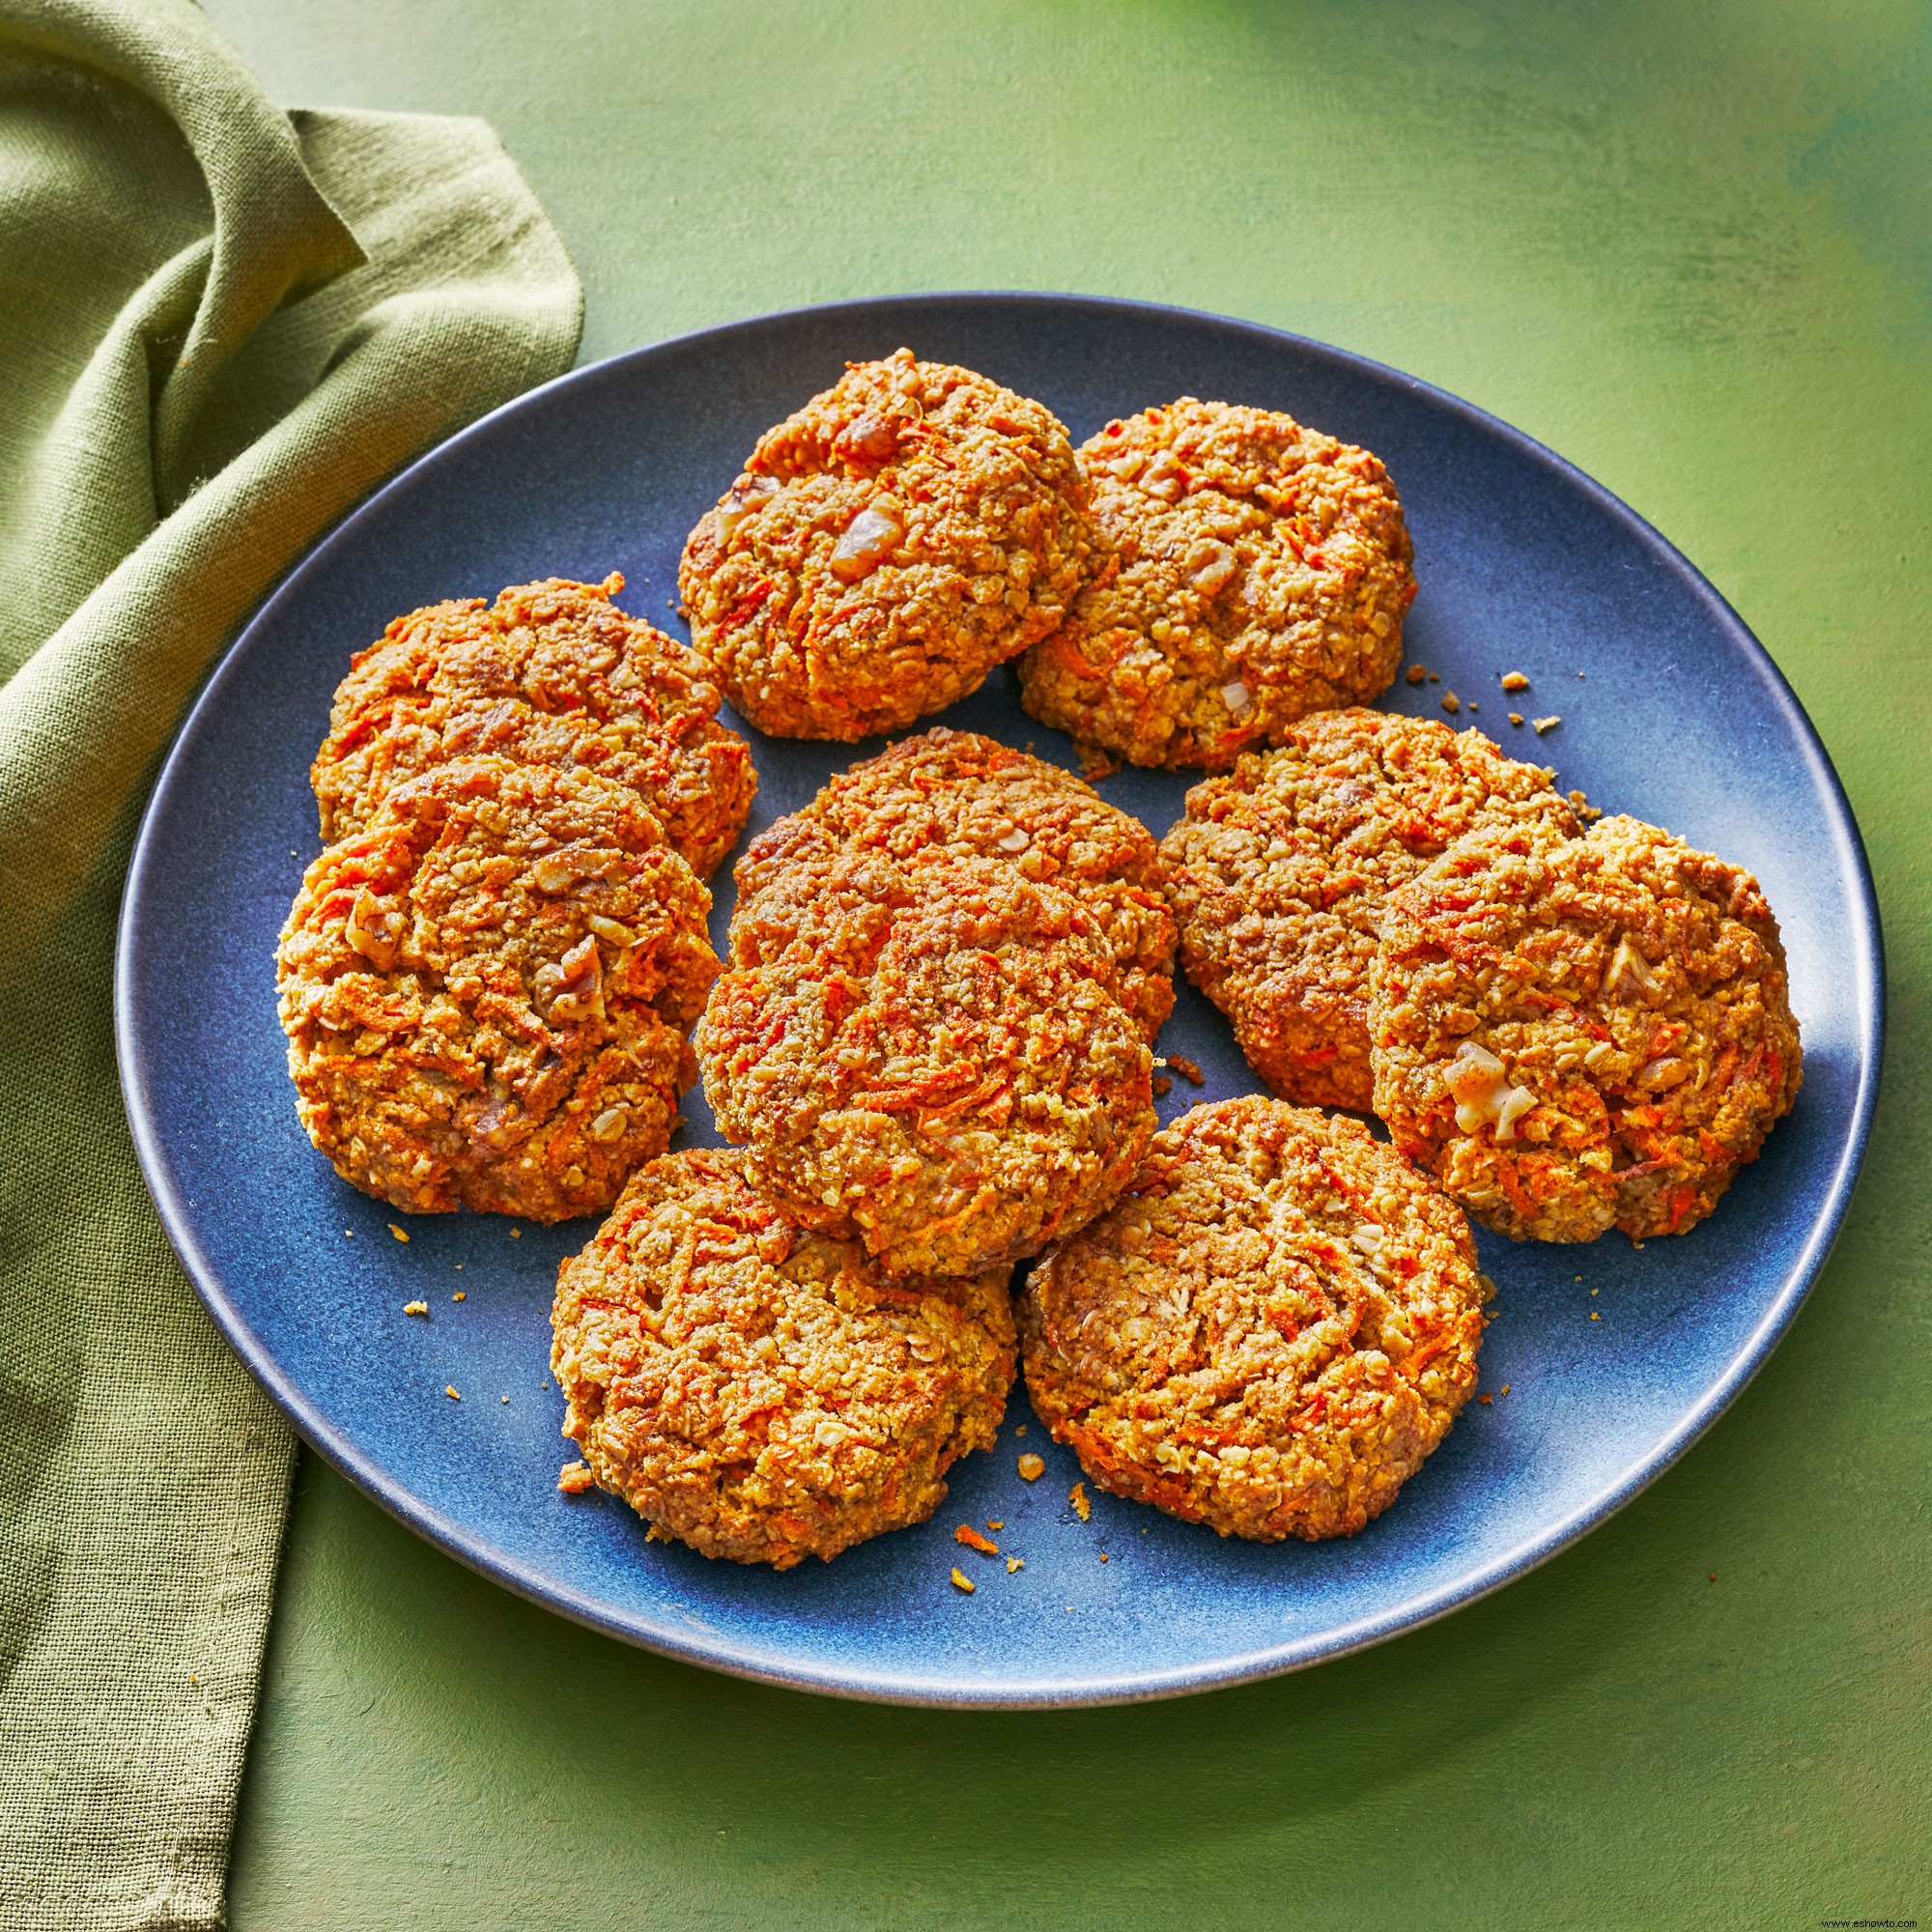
[116,295,1883,1707]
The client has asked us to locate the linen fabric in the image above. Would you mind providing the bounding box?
[0,2,582,1923]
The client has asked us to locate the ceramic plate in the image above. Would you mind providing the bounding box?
[116,295,1882,1706]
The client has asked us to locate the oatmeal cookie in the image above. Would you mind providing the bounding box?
[311,574,755,879]
[698,831,1155,1279]
[1160,709,1579,1108]
[753,727,1177,1038]
[278,755,719,1222]
[1369,815,1803,1242]
[551,1149,1015,1568]
[1019,1096,1484,1542]
[1018,399,1413,768]
[678,349,1089,740]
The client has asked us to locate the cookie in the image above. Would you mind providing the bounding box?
[678,349,1089,739]
[1369,815,1803,1241]
[551,1149,1014,1568]
[277,755,718,1221]
[1019,1096,1485,1541]
[311,574,755,879]
[1019,399,1412,767]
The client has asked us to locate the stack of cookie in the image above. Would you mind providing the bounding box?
[276,576,753,1223]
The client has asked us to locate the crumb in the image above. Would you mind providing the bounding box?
[1069,1480,1092,1521]
[1533,715,1560,733]
[1076,742,1120,781]
[1577,671,1586,679]
[388,1224,410,1242]
[1591,1288,1598,1295]
[950,1567,976,1594]
[510,1229,521,1237]
[452,1291,466,1302]
[454,1264,463,1271]
[1709,1572,1718,1582]
[500,1395,509,1404]
[987,1520,1004,1530]
[1477,1393,1492,1406]
[344,1230,354,1237]
[1007,1556,1024,1574]
[1152,1074,1173,1097]
[403,1300,428,1317]
[955,1523,1000,1554]
[1441,692,1460,714]
[1500,1383,1511,1395]
[1466,701,1478,712]
[1568,788,1602,822]
[1018,1453,1045,1481]
[645,1524,671,1543]
[1098,1552,1110,1563]
[1500,671,1529,691]
[1065,1605,1074,1612]
[1590,1311,1601,1321]
[444,1385,460,1400]
[1428,670,1439,682]
[1167,1055,1204,1085]
[1014,1424,1027,1436]
[1508,713,1523,726]
[1406,665,1428,686]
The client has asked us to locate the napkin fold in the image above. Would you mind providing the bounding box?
[0,3,582,1923]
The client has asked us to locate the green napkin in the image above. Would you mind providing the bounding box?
[0,2,581,1922]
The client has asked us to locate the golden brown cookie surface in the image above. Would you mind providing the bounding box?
[678,350,1089,740]
[277,756,718,1222]
[699,833,1155,1280]
[551,1150,1014,1568]
[1369,815,1803,1241]
[1019,1096,1484,1542]
[757,727,1177,1039]
[1160,710,1579,1108]
[1019,399,1413,768]
[311,575,755,879]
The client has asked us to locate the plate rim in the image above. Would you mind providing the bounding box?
[114,289,1887,1707]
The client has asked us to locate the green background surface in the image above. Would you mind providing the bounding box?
[203,2,1930,1925]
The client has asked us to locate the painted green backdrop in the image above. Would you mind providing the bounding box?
[206,2,1930,1925]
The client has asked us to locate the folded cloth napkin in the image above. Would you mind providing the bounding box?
[0,2,581,1923]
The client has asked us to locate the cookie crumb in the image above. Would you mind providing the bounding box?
[1018,1453,1045,1480]
[1098,1552,1110,1562]
[1532,715,1560,734]
[1709,1572,1718,1582]
[1500,671,1529,691]
[388,1224,410,1242]
[1152,1074,1173,1097]
[1509,713,1524,726]
[403,1300,428,1317]
[452,1291,466,1302]
[1076,742,1120,781]
[1441,692,1460,715]
[987,1520,1004,1530]
[1166,1055,1204,1085]
[1406,665,1428,685]
[444,1385,460,1400]
[950,1567,976,1594]
[510,1229,522,1238]
[1007,1556,1024,1574]
[558,1460,595,1493]
[1014,1424,1027,1436]
[1477,1393,1492,1405]
[1069,1481,1092,1521]
[1590,1311,1601,1321]
[954,1523,1000,1554]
